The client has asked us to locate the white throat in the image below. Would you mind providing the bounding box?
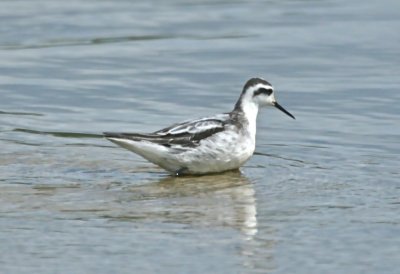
[240,99,259,138]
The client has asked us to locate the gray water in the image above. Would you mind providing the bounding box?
[1,0,399,273]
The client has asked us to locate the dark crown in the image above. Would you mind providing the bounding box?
[242,78,272,94]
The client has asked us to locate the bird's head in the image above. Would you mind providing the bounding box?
[235,77,295,119]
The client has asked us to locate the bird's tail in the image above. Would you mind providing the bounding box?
[103,132,167,143]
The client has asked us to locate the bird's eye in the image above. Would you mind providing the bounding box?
[254,88,273,96]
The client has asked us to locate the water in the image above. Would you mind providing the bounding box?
[1,0,399,273]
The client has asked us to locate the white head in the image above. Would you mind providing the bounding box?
[234,78,295,120]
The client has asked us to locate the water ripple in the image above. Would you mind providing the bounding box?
[0,33,252,50]
[13,128,103,139]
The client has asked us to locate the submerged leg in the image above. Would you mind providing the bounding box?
[175,167,188,176]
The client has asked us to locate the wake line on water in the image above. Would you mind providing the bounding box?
[13,128,103,139]
[0,33,252,50]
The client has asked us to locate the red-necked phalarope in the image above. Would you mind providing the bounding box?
[104,78,295,175]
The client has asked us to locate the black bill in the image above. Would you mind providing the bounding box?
[274,102,295,119]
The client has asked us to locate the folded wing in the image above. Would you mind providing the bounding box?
[104,114,229,148]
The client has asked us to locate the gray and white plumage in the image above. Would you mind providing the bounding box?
[104,77,295,175]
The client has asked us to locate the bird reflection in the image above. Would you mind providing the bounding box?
[118,170,258,239]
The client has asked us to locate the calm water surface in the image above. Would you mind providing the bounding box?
[1,0,399,273]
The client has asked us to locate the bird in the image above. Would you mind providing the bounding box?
[104,77,295,175]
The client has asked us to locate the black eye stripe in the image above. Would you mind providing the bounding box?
[254,88,273,96]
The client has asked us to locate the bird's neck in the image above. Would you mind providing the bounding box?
[235,99,259,138]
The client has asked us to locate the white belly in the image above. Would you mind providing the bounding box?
[108,129,256,175]
[176,130,255,174]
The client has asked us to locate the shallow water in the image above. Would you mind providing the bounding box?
[1,0,400,273]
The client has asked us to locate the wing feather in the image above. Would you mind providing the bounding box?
[105,114,230,148]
